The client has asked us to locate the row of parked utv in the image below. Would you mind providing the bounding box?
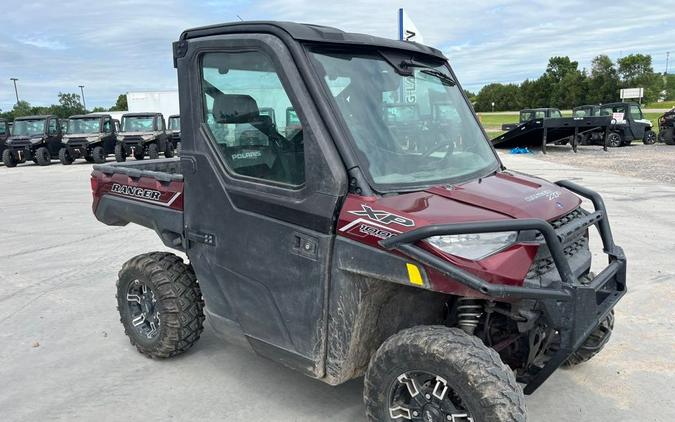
[0,113,181,167]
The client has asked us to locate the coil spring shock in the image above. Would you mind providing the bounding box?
[457,298,484,334]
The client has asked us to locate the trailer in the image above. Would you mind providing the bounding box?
[492,115,614,153]
[126,91,179,121]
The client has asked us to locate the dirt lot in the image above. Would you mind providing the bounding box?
[0,154,674,421]
[510,144,675,185]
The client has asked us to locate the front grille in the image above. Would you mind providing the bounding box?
[123,135,143,142]
[526,207,590,285]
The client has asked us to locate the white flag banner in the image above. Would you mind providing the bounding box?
[398,8,424,43]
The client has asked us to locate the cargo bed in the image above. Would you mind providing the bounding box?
[91,158,186,250]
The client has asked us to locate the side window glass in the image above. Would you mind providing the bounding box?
[0,122,6,135]
[103,119,112,133]
[200,51,305,186]
[48,119,57,135]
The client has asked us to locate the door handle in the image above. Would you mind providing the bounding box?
[186,229,216,246]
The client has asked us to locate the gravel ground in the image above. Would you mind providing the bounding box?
[516,143,675,185]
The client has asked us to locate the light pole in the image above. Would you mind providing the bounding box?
[78,85,86,110]
[10,78,19,105]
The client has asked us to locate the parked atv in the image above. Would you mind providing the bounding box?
[90,21,626,422]
[115,113,173,161]
[2,115,62,167]
[0,118,9,159]
[658,108,675,145]
[59,114,117,164]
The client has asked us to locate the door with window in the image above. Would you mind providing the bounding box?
[179,35,345,376]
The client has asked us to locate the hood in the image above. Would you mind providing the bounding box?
[339,171,580,235]
[120,131,155,136]
[65,132,100,138]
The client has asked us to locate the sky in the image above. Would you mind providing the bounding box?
[1,0,674,111]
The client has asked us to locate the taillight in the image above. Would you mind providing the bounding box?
[90,176,99,194]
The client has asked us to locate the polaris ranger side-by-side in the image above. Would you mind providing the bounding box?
[60,114,117,164]
[167,114,181,153]
[573,102,656,146]
[500,108,563,131]
[3,115,62,167]
[0,118,9,158]
[658,108,675,144]
[90,22,626,422]
[115,112,173,161]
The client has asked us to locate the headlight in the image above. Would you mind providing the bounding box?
[427,231,518,260]
[30,137,43,144]
[116,135,124,141]
[86,136,100,142]
[141,134,154,141]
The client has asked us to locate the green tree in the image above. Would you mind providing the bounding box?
[91,106,108,112]
[545,56,579,83]
[474,83,520,112]
[49,92,86,118]
[664,74,675,101]
[617,54,661,102]
[110,94,128,111]
[586,55,620,104]
[518,77,550,108]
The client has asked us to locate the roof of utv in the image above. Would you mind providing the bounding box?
[179,21,445,60]
[70,114,107,119]
[15,115,55,120]
[122,112,163,117]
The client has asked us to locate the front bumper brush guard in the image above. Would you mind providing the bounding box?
[379,180,627,394]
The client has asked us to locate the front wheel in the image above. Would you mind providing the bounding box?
[148,143,160,160]
[2,149,17,167]
[59,147,74,165]
[35,147,51,166]
[92,146,106,163]
[114,143,126,162]
[164,142,174,158]
[116,252,205,359]
[563,310,614,368]
[365,326,526,422]
[643,130,656,145]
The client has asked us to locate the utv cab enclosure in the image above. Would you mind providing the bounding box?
[90,21,626,422]
[501,108,562,131]
[60,114,117,164]
[115,112,173,161]
[3,115,62,167]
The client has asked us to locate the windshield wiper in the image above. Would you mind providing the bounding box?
[419,68,456,86]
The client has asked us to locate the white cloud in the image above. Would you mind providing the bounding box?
[0,0,673,110]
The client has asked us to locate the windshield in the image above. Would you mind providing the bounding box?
[308,50,498,189]
[168,117,180,130]
[67,117,100,134]
[122,116,155,132]
[12,119,46,136]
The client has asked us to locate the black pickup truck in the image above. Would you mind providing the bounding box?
[90,21,626,422]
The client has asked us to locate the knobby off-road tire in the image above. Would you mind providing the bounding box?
[35,147,51,166]
[2,149,17,167]
[116,252,205,359]
[164,142,174,158]
[365,326,526,422]
[563,310,614,368]
[92,146,106,163]
[59,148,74,165]
[662,128,675,145]
[148,143,160,160]
[114,143,126,162]
[133,147,145,160]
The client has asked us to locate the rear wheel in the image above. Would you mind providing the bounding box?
[92,146,106,163]
[563,310,614,368]
[114,143,126,162]
[116,252,205,359]
[58,147,74,165]
[35,147,51,166]
[133,147,145,160]
[365,326,526,422]
[2,149,17,167]
[662,129,675,145]
[607,132,623,148]
[643,130,656,145]
[164,142,174,158]
[148,143,160,160]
